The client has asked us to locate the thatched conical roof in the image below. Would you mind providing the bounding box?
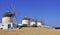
[22,16,30,20]
[31,19,36,22]
[3,11,15,17]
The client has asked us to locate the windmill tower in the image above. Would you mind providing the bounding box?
[22,16,30,26]
[2,11,15,29]
[30,19,36,26]
[37,20,44,26]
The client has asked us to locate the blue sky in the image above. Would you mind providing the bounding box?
[0,0,60,27]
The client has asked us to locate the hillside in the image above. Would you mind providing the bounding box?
[0,26,60,35]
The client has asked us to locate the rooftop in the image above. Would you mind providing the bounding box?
[3,11,15,17]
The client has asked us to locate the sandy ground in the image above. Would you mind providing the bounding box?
[0,26,60,35]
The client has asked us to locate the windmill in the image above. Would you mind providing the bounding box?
[1,0,19,29]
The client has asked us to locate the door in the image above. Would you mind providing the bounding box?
[8,24,11,29]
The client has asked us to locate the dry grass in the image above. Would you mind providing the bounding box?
[0,26,60,35]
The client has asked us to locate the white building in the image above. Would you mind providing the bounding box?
[37,20,43,26]
[18,23,23,27]
[0,11,15,29]
[22,16,30,26]
[30,19,36,26]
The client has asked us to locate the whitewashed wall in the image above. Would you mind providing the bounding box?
[22,20,29,25]
[2,17,13,29]
[37,22,42,26]
[30,21,36,26]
